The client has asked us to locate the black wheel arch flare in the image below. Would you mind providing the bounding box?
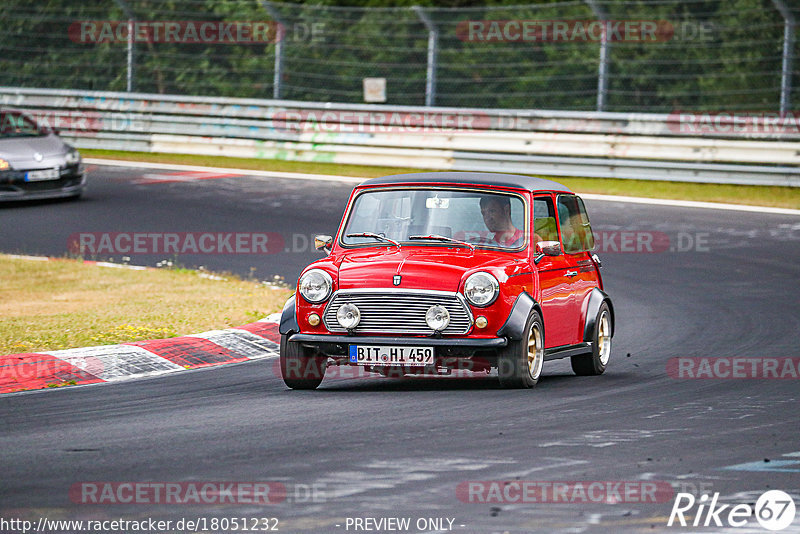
[497,291,542,341]
[582,288,614,342]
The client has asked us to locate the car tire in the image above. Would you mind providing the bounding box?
[571,302,612,376]
[280,335,326,390]
[497,310,544,389]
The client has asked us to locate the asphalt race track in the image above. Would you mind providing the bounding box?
[1,163,799,533]
[0,164,352,283]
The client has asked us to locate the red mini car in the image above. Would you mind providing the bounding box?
[279,172,614,389]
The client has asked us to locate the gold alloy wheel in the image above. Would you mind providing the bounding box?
[598,310,612,366]
[527,321,544,381]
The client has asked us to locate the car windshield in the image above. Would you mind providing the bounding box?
[0,111,47,138]
[341,188,527,250]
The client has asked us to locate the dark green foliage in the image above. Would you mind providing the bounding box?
[0,0,796,111]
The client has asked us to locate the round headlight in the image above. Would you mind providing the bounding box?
[298,269,333,303]
[336,303,361,329]
[464,272,500,307]
[426,305,450,331]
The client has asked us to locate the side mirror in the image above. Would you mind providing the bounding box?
[536,240,562,257]
[314,234,333,255]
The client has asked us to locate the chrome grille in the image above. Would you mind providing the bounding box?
[323,289,473,335]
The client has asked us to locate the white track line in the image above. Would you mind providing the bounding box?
[6,254,50,261]
[86,157,800,215]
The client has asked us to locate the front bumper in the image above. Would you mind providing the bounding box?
[288,333,507,358]
[0,165,86,201]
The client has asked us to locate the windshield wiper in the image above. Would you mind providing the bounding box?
[408,234,475,251]
[346,232,401,248]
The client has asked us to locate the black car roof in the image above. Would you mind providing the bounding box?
[359,172,572,193]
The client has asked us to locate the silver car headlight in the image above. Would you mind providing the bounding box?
[65,148,80,165]
[336,303,361,329]
[298,269,333,303]
[425,305,450,331]
[464,272,499,307]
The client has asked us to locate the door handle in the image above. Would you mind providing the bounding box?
[565,270,578,277]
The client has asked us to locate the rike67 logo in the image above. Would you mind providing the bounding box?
[668,490,796,531]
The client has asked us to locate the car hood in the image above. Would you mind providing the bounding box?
[335,247,524,291]
[0,134,68,168]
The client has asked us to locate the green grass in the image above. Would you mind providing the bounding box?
[551,177,799,209]
[83,149,421,179]
[0,255,291,355]
[82,148,800,210]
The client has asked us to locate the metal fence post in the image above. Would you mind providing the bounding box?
[413,6,438,107]
[261,1,285,100]
[771,0,795,114]
[585,0,609,112]
[113,0,135,92]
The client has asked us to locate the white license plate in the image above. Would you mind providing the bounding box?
[25,168,60,182]
[349,345,434,366]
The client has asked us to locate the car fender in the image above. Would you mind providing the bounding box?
[279,295,299,335]
[497,292,542,341]
[582,288,614,341]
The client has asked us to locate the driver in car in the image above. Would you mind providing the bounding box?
[479,195,524,247]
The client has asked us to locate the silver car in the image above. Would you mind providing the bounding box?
[0,108,86,201]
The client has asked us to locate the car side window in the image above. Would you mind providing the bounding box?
[532,196,558,244]
[556,194,595,254]
[0,111,42,137]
